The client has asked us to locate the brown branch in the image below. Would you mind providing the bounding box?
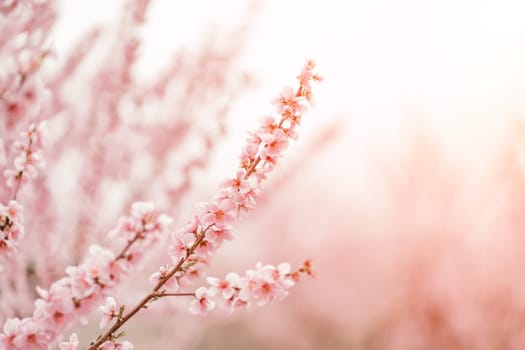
[115,231,144,261]
[87,228,208,350]
[155,292,195,298]
[12,138,33,201]
[85,74,313,349]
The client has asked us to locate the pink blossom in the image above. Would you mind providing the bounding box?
[0,201,173,349]
[259,128,289,160]
[0,55,320,348]
[200,198,236,228]
[98,297,119,329]
[168,231,195,263]
[0,200,25,256]
[3,122,46,192]
[189,287,215,315]
[241,263,291,306]
[100,340,134,350]
[83,245,123,287]
[110,201,173,243]
[223,170,253,194]
[207,272,239,299]
[59,333,79,350]
[33,284,74,329]
[205,226,234,246]
[201,261,310,313]
[0,318,20,350]
[271,86,307,114]
[65,265,98,299]
[12,318,49,350]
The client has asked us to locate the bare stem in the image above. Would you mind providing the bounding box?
[156,292,195,298]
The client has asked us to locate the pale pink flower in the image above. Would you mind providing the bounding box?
[0,318,20,350]
[201,261,310,313]
[59,333,79,350]
[189,287,215,315]
[33,286,75,329]
[237,263,292,306]
[100,339,134,350]
[274,262,292,277]
[98,297,119,329]
[271,86,307,114]
[259,151,279,172]
[110,202,172,241]
[245,132,261,155]
[84,245,123,287]
[205,226,234,246]
[223,169,253,194]
[239,132,261,169]
[108,216,136,239]
[0,200,25,256]
[273,263,295,289]
[130,201,155,220]
[282,122,300,140]
[168,231,195,263]
[3,169,18,188]
[258,115,279,135]
[297,59,322,87]
[200,198,236,228]
[207,272,240,299]
[65,265,97,299]
[6,200,23,220]
[13,318,48,349]
[259,128,289,159]
[3,122,46,190]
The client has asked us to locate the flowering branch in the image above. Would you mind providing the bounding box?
[87,227,208,350]
[189,260,314,315]
[0,122,45,259]
[83,60,321,350]
[0,202,172,349]
[4,122,46,201]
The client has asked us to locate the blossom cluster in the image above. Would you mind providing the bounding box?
[0,122,46,260]
[4,122,46,195]
[2,1,320,349]
[190,260,314,315]
[0,0,54,128]
[78,61,320,350]
[159,60,322,292]
[0,201,23,257]
[0,202,171,350]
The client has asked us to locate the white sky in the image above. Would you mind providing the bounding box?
[51,0,525,176]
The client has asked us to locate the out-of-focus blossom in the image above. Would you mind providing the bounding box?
[59,333,78,350]
[0,202,172,348]
[100,339,133,350]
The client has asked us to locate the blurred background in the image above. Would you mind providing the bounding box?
[4,0,525,349]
